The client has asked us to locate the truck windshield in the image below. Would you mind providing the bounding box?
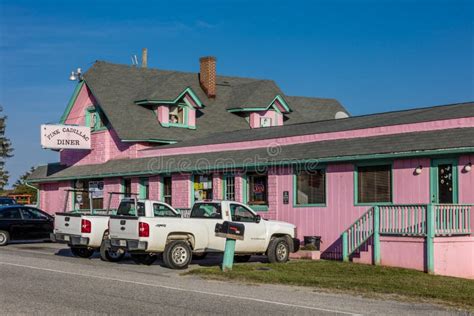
[190,203,222,219]
[117,201,145,216]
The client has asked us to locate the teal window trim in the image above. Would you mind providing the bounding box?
[160,176,164,201]
[135,87,204,108]
[292,165,327,208]
[242,173,269,212]
[354,160,394,206]
[138,177,148,199]
[430,158,459,204]
[86,106,108,133]
[227,95,291,114]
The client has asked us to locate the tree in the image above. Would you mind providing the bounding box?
[12,166,38,203]
[0,106,14,190]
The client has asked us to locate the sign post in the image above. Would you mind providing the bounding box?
[215,221,245,272]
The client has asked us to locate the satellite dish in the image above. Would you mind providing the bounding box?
[335,111,349,119]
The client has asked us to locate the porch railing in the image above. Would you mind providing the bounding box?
[341,204,472,273]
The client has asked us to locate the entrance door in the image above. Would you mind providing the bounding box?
[430,159,458,204]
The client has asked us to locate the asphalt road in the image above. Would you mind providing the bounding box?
[0,242,460,315]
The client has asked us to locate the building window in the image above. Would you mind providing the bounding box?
[260,117,272,127]
[357,165,392,204]
[295,169,326,205]
[247,173,267,205]
[74,179,104,210]
[194,174,213,201]
[224,176,235,201]
[163,176,172,205]
[169,105,184,124]
[123,179,132,198]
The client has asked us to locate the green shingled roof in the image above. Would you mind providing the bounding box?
[81,61,348,142]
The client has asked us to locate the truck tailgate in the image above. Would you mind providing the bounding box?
[109,216,139,240]
[54,213,82,235]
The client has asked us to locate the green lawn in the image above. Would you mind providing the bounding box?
[188,260,474,311]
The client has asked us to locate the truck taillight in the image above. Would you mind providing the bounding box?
[81,219,92,234]
[139,222,149,237]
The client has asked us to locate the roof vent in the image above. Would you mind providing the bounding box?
[335,111,349,119]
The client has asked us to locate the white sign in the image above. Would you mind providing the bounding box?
[41,124,91,150]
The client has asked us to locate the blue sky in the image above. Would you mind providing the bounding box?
[0,0,472,187]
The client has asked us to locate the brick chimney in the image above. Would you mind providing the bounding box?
[199,56,216,98]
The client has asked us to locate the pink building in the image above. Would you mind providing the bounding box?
[28,57,474,278]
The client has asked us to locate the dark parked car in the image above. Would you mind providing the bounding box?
[0,205,54,246]
[0,197,17,206]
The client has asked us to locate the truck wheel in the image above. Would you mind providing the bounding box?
[100,240,125,262]
[130,254,157,266]
[163,240,192,270]
[192,253,208,260]
[0,230,10,246]
[70,247,95,258]
[267,237,290,263]
[234,255,251,263]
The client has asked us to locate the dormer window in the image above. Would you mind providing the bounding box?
[227,95,291,129]
[135,87,204,130]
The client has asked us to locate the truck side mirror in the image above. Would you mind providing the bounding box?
[255,215,261,223]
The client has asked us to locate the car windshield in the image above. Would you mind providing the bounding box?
[190,203,222,219]
[0,198,16,206]
[117,201,145,216]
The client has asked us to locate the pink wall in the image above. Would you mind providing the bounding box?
[188,108,196,128]
[393,158,431,204]
[60,128,151,166]
[64,83,96,126]
[148,176,161,201]
[40,181,72,214]
[171,174,191,208]
[140,117,474,159]
[156,106,169,124]
[379,237,426,271]
[434,236,474,279]
[103,178,122,210]
[212,173,223,200]
[459,154,474,204]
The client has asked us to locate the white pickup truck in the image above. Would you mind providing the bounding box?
[108,200,300,269]
[53,192,179,262]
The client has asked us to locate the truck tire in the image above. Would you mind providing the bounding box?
[0,230,10,246]
[70,247,95,258]
[100,240,125,262]
[234,255,251,263]
[267,237,290,263]
[130,254,157,266]
[163,240,192,270]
